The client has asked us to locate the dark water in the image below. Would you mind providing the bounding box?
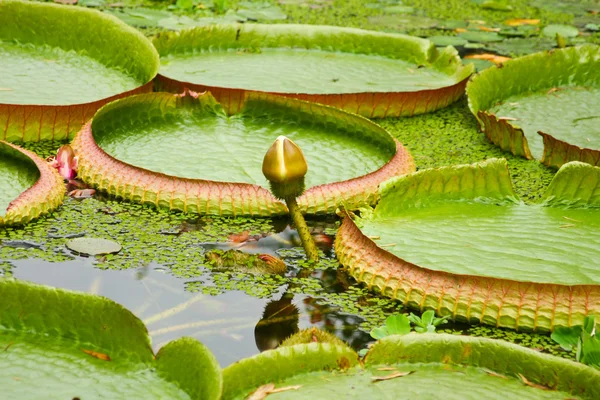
[11,256,372,367]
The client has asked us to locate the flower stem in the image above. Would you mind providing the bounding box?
[285,196,319,262]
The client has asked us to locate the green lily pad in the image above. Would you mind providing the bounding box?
[467,45,600,167]
[104,7,173,28]
[368,14,439,31]
[0,0,159,142]
[221,333,600,399]
[428,35,469,47]
[0,278,222,399]
[237,5,287,21]
[73,91,414,216]
[154,24,473,118]
[0,141,64,226]
[336,159,600,331]
[458,31,504,42]
[542,24,580,38]
[487,37,556,57]
[463,58,495,71]
[66,237,122,256]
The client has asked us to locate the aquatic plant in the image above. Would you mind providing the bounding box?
[223,331,600,399]
[153,24,474,118]
[467,45,600,168]
[370,311,449,339]
[262,135,319,262]
[72,91,414,216]
[0,278,222,399]
[552,316,600,368]
[0,0,159,142]
[336,159,600,331]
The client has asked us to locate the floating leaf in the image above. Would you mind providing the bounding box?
[458,31,504,42]
[66,237,122,256]
[463,58,495,71]
[542,24,580,38]
[0,1,158,142]
[428,35,469,47]
[336,159,600,331]
[0,279,222,399]
[73,91,414,216]
[222,333,600,399]
[467,45,600,167]
[154,24,473,119]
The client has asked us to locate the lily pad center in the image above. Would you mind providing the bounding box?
[160,48,457,94]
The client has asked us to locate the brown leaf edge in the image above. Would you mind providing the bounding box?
[0,81,153,143]
[0,141,65,226]
[476,110,533,160]
[72,91,415,216]
[540,131,600,169]
[155,74,469,119]
[334,214,600,332]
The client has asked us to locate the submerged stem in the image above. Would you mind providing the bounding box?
[285,196,319,262]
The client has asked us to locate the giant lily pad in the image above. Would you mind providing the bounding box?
[335,158,600,331]
[0,141,65,226]
[153,24,474,118]
[222,333,600,399]
[0,278,222,399]
[72,91,414,216]
[0,0,159,142]
[467,45,600,168]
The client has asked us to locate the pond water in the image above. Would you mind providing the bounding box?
[9,233,372,367]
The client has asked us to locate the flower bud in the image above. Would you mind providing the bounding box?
[262,136,308,184]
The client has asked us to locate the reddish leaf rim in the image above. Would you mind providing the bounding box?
[155,74,470,119]
[72,91,415,216]
[334,215,600,332]
[0,141,65,226]
[0,82,153,142]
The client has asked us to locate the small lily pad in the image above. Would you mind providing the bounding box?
[463,58,496,71]
[458,31,504,43]
[542,24,580,38]
[66,237,122,256]
[428,35,468,47]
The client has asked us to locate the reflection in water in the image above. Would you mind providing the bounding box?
[254,292,299,352]
[9,257,373,366]
[11,258,269,366]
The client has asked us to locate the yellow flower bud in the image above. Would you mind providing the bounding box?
[262,136,308,184]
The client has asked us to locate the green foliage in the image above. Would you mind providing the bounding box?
[551,316,600,368]
[408,310,450,333]
[370,314,411,339]
[370,311,448,339]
